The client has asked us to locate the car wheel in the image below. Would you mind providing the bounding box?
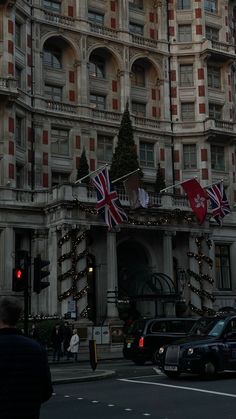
[164,371,180,379]
[133,359,145,366]
[201,360,217,378]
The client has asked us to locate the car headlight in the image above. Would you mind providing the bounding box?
[159,347,164,354]
[187,347,194,355]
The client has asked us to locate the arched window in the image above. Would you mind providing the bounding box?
[43,47,62,69]
[89,56,105,78]
[131,63,145,87]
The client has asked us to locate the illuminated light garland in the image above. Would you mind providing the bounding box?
[187,252,213,268]
[189,303,216,316]
[80,305,91,318]
[58,248,89,265]
[187,282,215,302]
[187,269,214,285]
[73,285,89,301]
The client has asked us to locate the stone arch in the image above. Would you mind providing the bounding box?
[129,54,164,80]
[87,43,123,69]
[40,32,80,61]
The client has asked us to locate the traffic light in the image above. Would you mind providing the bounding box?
[12,250,28,292]
[33,255,50,294]
[12,267,25,292]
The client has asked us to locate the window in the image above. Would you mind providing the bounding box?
[45,84,62,101]
[177,0,191,10]
[204,0,217,13]
[43,0,61,13]
[208,66,221,89]
[132,101,146,117]
[211,145,224,170]
[88,11,104,25]
[215,245,231,290]
[15,22,22,48]
[97,135,113,162]
[139,142,154,167]
[43,48,62,69]
[51,128,69,155]
[183,144,197,169]
[129,0,144,10]
[131,64,145,87]
[178,25,192,42]
[205,26,219,41]
[181,102,195,121]
[15,116,24,146]
[129,22,144,35]
[89,56,105,78]
[16,165,24,189]
[90,94,106,109]
[52,172,70,186]
[179,64,193,87]
[15,66,22,88]
[209,103,222,120]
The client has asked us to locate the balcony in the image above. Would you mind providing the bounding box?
[89,23,118,39]
[44,11,75,27]
[202,39,236,62]
[0,77,18,101]
[204,118,236,141]
[46,100,77,114]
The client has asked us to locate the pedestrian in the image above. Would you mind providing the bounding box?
[68,328,80,362]
[51,323,63,362]
[62,321,72,360]
[29,323,40,342]
[0,296,53,419]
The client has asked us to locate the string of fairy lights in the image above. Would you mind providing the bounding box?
[187,236,216,316]
[57,229,90,318]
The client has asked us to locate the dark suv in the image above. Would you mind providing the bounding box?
[123,317,197,365]
[158,314,236,378]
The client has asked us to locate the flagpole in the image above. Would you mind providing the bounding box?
[75,164,108,184]
[112,168,141,184]
[160,176,198,193]
[204,178,225,189]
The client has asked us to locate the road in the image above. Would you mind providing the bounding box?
[41,360,236,419]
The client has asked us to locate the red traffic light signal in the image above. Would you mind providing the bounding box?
[12,268,25,292]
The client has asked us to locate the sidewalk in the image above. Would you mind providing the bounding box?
[49,346,123,384]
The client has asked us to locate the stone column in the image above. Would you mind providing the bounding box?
[163,231,175,315]
[78,36,88,106]
[0,227,14,292]
[106,230,119,320]
[188,234,202,311]
[48,226,59,315]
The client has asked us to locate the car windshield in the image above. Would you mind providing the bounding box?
[127,320,146,335]
[189,318,227,337]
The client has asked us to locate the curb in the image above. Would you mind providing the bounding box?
[52,370,117,384]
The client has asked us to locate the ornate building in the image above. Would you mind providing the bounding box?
[0,0,236,343]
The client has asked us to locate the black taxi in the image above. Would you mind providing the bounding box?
[158,314,236,378]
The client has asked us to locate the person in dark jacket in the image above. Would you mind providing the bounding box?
[51,323,63,362]
[0,296,53,419]
[62,321,72,360]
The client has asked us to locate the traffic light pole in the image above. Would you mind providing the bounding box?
[20,250,29,336]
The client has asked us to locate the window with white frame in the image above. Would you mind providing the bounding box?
[178,24,192,42]
[51,128,69,155]
[207,65,221,89]
[179,64,193,87]
[89,56,105,78]
[139,142,154,167]
[15,22,22,48]
[90,94,106,109]
[177,0,191,10]
[52,172,70,186]
[131,64,145,87]
[205,26,219,40]
[204,0,217,13]
[211,145,225,171]
[15,116,24,146]
[45,84,62,101]
[43,48,62,69]
[215,244,231,290]
[183,144,197,169]
[43,0,61,13]
[209,103,222,119]
[129,22,144,36]
[88,11,104,25]
[181,102,195,121]
[132,101,146,117]
[97,135,113,162]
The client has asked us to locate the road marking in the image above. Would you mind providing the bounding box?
[92,400,99,403]
[143,413,151,416]
[125,408,132,411]
[108,404,114,407]
[77,397,83,400]
[64,395,70,398]
[119,378,236,398]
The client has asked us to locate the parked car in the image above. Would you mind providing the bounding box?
[123,317,197,365]
[158,314,236,378]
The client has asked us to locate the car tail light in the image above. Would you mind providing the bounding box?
[138,337,144,348]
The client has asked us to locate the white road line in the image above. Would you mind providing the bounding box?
[124,408,132,411]
[92,400,99,403]
[108,404,115,407]
[119,378,236,398]
[64,395,70,398]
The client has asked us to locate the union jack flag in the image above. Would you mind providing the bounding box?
[206,182,231,226]
[92,167,128,229]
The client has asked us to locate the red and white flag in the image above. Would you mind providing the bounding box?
[181,179,207,225]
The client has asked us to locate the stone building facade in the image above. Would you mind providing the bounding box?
[1,0,236,343]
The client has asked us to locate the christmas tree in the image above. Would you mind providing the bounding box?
[155,163,166,193]
[110,103,141,185]
[77,147,89,184]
